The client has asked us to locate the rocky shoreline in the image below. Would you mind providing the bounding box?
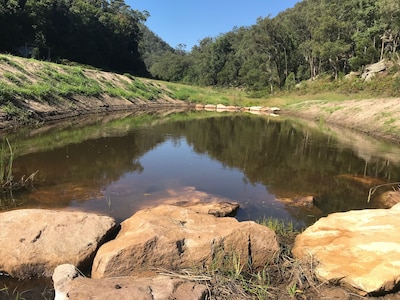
[1,194,400,299]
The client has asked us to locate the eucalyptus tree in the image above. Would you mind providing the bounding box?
[0,0,148,73]
[217,26,250,87]
[237,23,280,92]
[378,0,400,58]
[147,45,191,82]
[341,0,381,70]
[0,0,32,55]
[187,37,216,85]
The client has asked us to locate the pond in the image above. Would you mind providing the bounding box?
[2,107,400,230]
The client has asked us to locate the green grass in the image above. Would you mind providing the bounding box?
[163,217,310,299]
[0,55,135,101]
[0,138,37,197]
[1,53,400,137]
[257,216,298,237]
[165,82,268,106]
[0,54,26,73]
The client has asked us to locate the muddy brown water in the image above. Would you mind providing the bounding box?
[1,109,400,298]
[2,109,400,224]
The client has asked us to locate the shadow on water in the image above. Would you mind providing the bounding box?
[1,108,400,228]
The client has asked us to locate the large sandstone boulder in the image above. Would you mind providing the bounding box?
[92,204,279,278]
[361,60,387,81]
[292,203,400,295]
[0,209,116,279]
[53,264,207,300]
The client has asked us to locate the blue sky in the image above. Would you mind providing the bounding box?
[126,0,300,50]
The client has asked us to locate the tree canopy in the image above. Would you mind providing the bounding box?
[0,0,149,75]
[144,0,400,92]
[1,0,400,90]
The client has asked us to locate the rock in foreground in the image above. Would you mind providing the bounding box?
[92,204,279,278]
[0,209,116,279]
[53,264,207,300]
[292,203,400,295]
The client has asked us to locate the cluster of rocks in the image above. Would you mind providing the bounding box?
[1,189,400,298]
[0,199,279,299]
[194,103,281,116]
[345,60,390,82]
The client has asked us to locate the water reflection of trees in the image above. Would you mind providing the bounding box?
[161,115,400,214]
[6,112,400,214]
[11,127,164,207]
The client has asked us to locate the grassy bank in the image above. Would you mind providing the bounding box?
[0,54,165,102]
[1,53,400,143]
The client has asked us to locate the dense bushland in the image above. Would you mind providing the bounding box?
[1,0,400,95]
[0,0,149,75]
[145,0,400,95]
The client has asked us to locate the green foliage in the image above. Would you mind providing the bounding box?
[257,217,297,238]
[1,0,400,99]
[138,0,400,94]
[284,72,296,91]
[0,0,149,75]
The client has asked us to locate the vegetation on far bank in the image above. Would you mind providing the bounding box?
[1,52,399,107]
[1,53,400,145]
[2,0,400,95]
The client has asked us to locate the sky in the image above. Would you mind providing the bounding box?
[126,0,300,51]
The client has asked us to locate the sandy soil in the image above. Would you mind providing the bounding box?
[284,98,400,145]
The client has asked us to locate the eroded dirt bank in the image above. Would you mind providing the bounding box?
[284,98,400,145]
[0,93,190,130]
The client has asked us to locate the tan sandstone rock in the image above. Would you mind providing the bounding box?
[292,203,400,295]
[53,264,207,300]
[92,204,279,278]
[276,195,320,212]
[362,60,387,81]
[204,104,216,111]
[150,186,240,217]
[0,209,116,279]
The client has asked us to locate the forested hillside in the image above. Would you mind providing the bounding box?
[148,0,400,93]
[0,0,151,75]
[1,0,400,94]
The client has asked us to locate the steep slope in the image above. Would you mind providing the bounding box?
[0,54,188,129]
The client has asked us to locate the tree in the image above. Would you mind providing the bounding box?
[378,0,400,58]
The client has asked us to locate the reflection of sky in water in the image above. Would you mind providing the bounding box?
[73,137,294,224]
[19,113,400,230]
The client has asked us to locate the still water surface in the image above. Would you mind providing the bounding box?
[2,109,400,228]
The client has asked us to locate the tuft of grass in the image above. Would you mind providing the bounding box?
[1,101,34,124]
[0,285,29,300]
[4,72,22,85]
[0,138,38,193]
[0,54,26,73]
[105,195,112,210]
[159,238,318,299]
[257,216,298,237]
